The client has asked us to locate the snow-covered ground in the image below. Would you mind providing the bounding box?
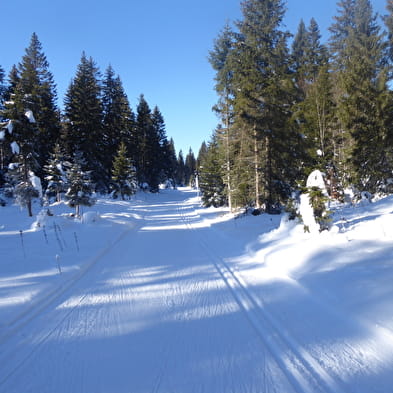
[0,188,393,392]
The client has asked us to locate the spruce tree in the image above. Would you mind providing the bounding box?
[163,138,178,187]
[63,53,104,190]
[135,95,161,191]
[65,151,95,217]
[209,23,236,210]
[102,65,135,186]
[44,143,68,202]
[111,141,137,200]
[16,33,60,180]
[232,0,299,211]
[151,106,170,184]
[1,69,40,216]
[184,148,196,186]
[199,133,226,207]
[176,150,185,186]
[330,0,388,192]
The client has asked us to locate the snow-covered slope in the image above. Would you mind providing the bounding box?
[0,188,392,392]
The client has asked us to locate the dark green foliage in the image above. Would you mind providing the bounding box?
[111,141,137,200]
[102,66,135,187]
[184,148,196,186]
[65,151,95,216]
[44,143,68,202]
[199,134,226,208]
[63,53,105,190]
[135,95,162,192]
[176,150,185,186]
[15,33,61,179]
[307,186,332,231]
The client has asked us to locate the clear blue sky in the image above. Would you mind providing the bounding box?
[1,0,388,156]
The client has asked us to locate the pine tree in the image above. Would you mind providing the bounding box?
[0,65,7,186]
[199,133,226,207]
[330,0,388,192]
[0,65,5,113]
[102,65,135,185]
[209,23,236,210]
[111,141,137,200]
[135,95,161,191]
[44,143,68,202]
[231,0,299,211]
[65,151,95,216]
[63,53,104,190]
[151,106,170,184]
[176,150,185,186]
[184,148,196,186]
[16,33,60,180]
[1,69,40,216]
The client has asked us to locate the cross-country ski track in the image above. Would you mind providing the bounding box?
[1,188,393,392]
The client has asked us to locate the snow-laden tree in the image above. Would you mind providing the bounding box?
[44,143,69,202]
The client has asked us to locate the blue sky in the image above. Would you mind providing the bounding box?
[1,0,388,156]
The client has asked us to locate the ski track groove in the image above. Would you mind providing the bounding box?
[177,200,346,393]
[0,224,136,346]
[0,224,137,389]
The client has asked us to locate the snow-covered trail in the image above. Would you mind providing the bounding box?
[0,190,294,393]
[2,189,392,393]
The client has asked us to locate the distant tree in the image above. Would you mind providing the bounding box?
[176,150,185,186]
[111,141,137,200]
[162,137,178,187]
[184,148,196,186]
[135,95,162,191]
[151,106,170,184]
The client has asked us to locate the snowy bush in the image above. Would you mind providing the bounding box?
[300,170,332,233]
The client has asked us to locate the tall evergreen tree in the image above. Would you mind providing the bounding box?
[330,0,389,191]
[1,66,41,216]
[151,106,170,184]
[231,0,299,211]
[63,53,104,189]
[102,65,135,185]
[209,23,236,210]
[16,33,60,179]
[164,137,178,187]
[176,150,185,186]
[134,95,162,191]
[184,148,196,186]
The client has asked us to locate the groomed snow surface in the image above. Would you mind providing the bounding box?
[0,188,393,393]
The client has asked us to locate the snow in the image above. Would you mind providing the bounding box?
[29,171,42,198]
[24,109,36,123]
[0,188,393,392]
[306,169,328,195]
[10,141,19,154]
[6,120,13,134]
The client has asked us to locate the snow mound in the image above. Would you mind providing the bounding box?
[82,211,101,224]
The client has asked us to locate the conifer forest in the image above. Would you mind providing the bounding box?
[2,0,393,216]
